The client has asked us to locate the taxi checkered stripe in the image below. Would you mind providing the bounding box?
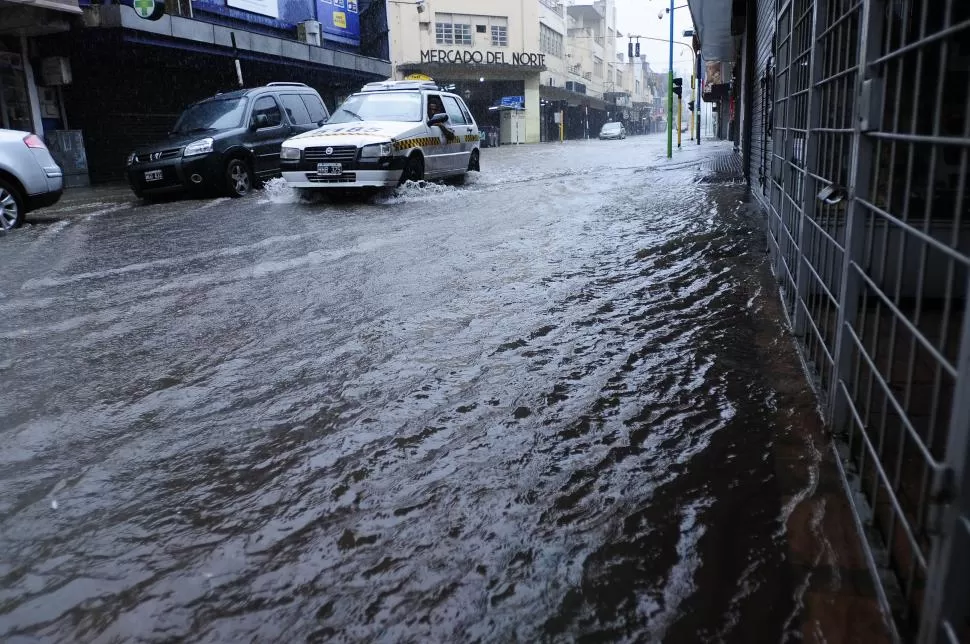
[392,134,480,151]
[393,136,438,151]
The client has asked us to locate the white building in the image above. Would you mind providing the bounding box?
[385,0,653,143]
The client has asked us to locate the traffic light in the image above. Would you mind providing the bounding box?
[628,42,634,58]
[672,77,683,99]
[687,100,695,111]
[635,42,640,57]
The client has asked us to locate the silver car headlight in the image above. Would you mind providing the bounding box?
[183,137,214,157]
[126,152,137,166]
[360,142,392,158]
[280,146,302,160]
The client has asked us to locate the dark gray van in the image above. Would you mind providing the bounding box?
[125,82,329,200]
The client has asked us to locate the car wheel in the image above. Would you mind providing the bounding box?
[0,178,25,231]
[468,149,480,173]
[225,159,253,198]
[399,154,424,185]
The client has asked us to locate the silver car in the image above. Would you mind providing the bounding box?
[599,122,627,140]
[0,129,64,230]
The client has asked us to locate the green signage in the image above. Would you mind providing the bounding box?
[129,0,165,20]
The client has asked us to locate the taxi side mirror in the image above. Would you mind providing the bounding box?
[428,113,449,126]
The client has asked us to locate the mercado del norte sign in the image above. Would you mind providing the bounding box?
[420,50,546,67]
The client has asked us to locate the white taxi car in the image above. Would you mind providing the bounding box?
[279,80,480,190]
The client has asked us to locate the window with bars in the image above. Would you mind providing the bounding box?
[540,23,563,58]
[435,22,453,45]
[435,20,472,45]
[491,25,508,47]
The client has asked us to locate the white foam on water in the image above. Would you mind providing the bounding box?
[640,497,713,641]
[197,197,231,210]
[40,200,114,215]
[84,204,130,220]
[38,220,71,238]
[261,177,301,204]
[746,284,763,310]
[21,231,324,290]
[376,180,461,205]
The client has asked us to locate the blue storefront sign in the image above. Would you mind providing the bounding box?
[500,96,525,110]
[316,0,361,46]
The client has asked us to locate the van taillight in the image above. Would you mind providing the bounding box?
[23,134,46,149]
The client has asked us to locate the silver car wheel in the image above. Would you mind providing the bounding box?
[0,187,20,231]
[231,165,250,195]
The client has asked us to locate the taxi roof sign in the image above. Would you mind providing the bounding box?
[361,79,439,92]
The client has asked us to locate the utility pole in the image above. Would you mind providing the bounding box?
[667,0,674,159]
[697,51,702,145]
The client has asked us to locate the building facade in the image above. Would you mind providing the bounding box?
[1,0,392,184]
[386,0,653,145]
[387,0,545,144]
[689,0,970,641]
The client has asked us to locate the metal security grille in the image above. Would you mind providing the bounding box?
[758,0,970,640]
[767,0,815,322]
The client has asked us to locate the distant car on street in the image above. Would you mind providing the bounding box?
[125,82,329,200]
[279,79,481,192]
[599,122,626,140]
[0,128,64,231]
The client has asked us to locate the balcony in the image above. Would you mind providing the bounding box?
[539,0,564,17]
[566,3,604,27]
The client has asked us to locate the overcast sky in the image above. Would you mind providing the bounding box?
[612,0,696,78]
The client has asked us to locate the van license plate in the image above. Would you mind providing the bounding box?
[317,163,342,176]
[144,170,163,182]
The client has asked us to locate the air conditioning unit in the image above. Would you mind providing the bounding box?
[297,20,322,46]
[565,81,587,94]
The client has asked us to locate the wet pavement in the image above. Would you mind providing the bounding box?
[1,136,888,643]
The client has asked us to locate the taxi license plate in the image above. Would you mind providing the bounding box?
[317,163,342,176]
[144,170,163,182]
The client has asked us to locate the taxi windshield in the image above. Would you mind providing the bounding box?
[329,92,423,124]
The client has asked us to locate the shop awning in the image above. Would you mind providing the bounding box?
[539,84,610,111]
[2,0,82,14]
[397,61,545,80]
[686,0,738,61]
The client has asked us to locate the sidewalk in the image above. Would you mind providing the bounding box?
[694,149,894,643]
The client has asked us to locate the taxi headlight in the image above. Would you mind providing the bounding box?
[280,146,302,160]
[360,142,392,158]
[183,137,214,157]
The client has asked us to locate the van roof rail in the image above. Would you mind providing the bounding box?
[266,82,309,87]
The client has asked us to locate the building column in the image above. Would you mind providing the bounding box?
[524,73,540,144]
[20,34,44,137]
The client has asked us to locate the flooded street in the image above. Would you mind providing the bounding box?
[2,136,824,642]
